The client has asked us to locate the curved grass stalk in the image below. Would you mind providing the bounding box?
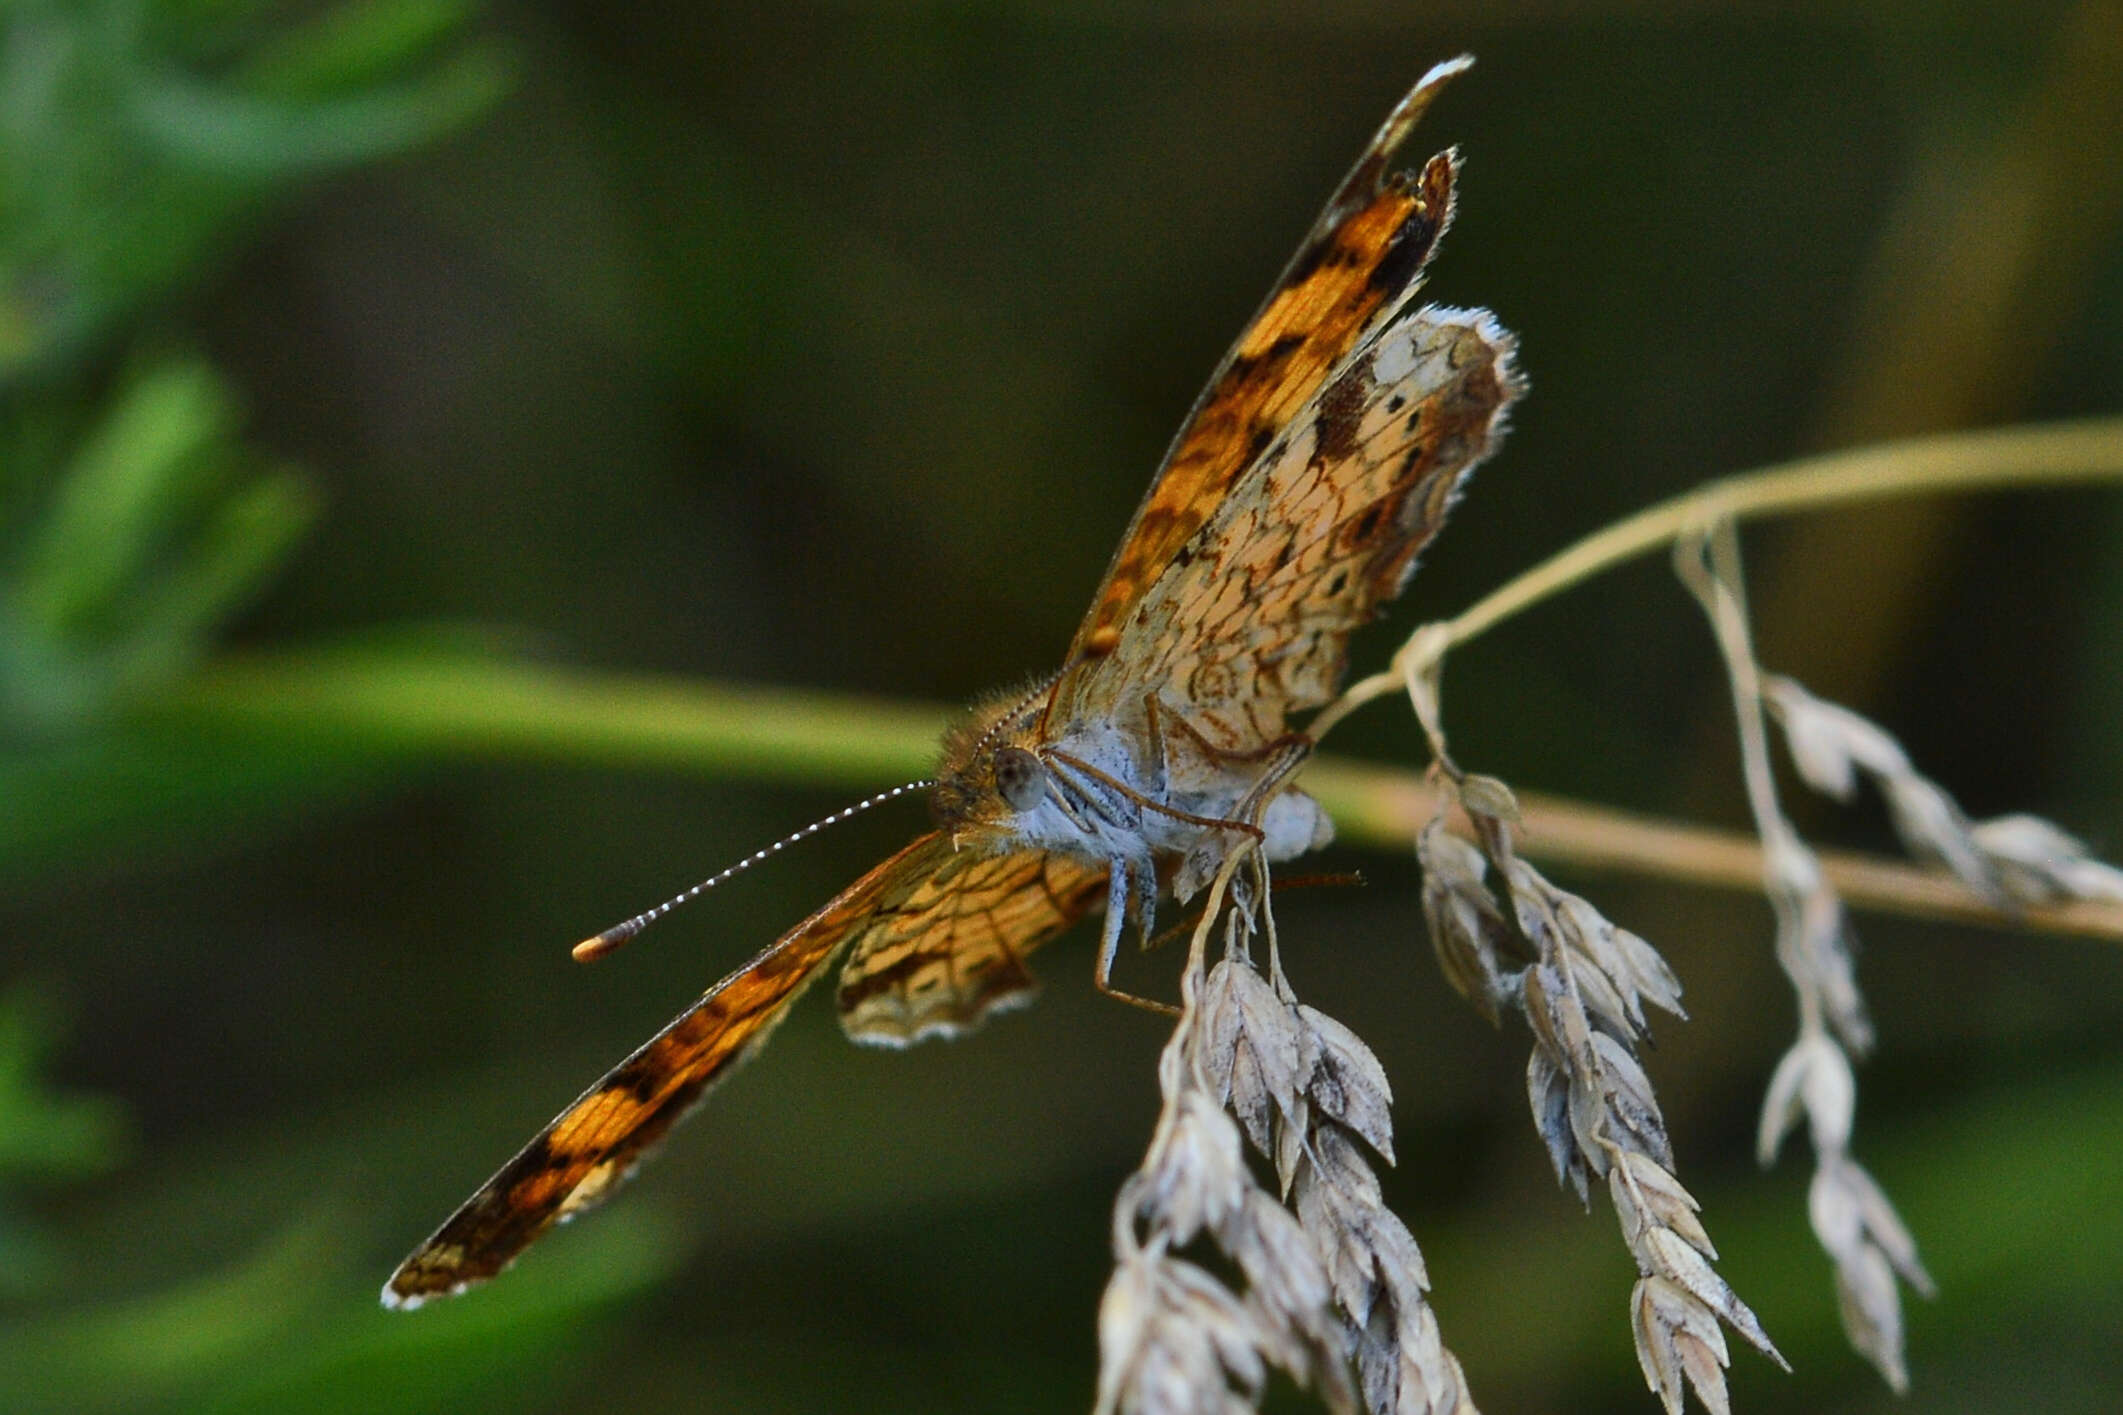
[1310,415,2123,741]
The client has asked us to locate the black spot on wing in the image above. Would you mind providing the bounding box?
[1368,212,1439,298]
[1348,502,1385,544]
[1315,369,1369,462]
[1224,331,1309,385]
[1281,233,1331,287]
[1365,154,1455,297]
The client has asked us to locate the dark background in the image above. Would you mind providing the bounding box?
[5,3,2123,1411]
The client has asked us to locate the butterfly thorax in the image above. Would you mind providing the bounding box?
[930,687,1332,901]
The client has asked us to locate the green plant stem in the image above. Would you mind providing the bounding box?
[153,649,947,787]
[149,646,2123,943]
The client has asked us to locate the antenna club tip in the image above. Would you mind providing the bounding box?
[574,917,645,962]
[572,934,620,963]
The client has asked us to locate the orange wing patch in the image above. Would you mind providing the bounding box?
[1055,61,1467,682]
[837,844,1107,1046]
[385,833,957,1307]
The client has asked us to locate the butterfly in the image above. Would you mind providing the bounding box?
[383,54,1520,1309]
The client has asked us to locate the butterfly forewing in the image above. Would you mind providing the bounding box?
[387,832,961,1306]
[1043,58,1514,754]
[1053,58,1469,685]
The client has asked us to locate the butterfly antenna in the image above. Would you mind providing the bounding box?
[965,670,1062,761]
[571,780,933,963]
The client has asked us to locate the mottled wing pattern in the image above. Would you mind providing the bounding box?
[388,59,1509,1312]
[384,831,964,1307]
[1079,305,1519,753]
[836,842,1107,1047]
[1050,58,1469,699]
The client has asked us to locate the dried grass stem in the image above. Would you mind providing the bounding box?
[1314,415,2123,739]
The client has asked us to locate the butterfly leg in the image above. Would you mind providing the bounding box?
[1227,734,1314,812]
[1156,704,1313,771]
[1163,729,1321,899]
[1094,854,1179,1017]
[1141,694,1171,799]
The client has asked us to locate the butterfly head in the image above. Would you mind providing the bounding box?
[930,679,1058,844]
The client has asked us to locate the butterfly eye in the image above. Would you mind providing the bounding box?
[993,746,1048,812]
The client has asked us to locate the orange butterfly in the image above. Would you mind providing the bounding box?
[384,55,1520,1309]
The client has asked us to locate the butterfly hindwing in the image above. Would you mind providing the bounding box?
[1073,304,1520,754]
[836,843,1108,1047]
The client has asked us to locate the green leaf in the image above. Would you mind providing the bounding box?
[0,983,131,1183]
[124,49,513,177]
[0,0,510,383]
[14,359,237,641]
[1,355,319,732]
[242,0,485,99]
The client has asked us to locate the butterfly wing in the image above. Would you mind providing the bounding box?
[836,845,1107,1047]
[384,830,978,1307]
[1045,59,1519,753]
[1052,57,1471,686]
[386,60,1510,1311]
[1070,304,1519,754]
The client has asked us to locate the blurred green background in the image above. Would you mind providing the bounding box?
[5,2,2123,1411]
